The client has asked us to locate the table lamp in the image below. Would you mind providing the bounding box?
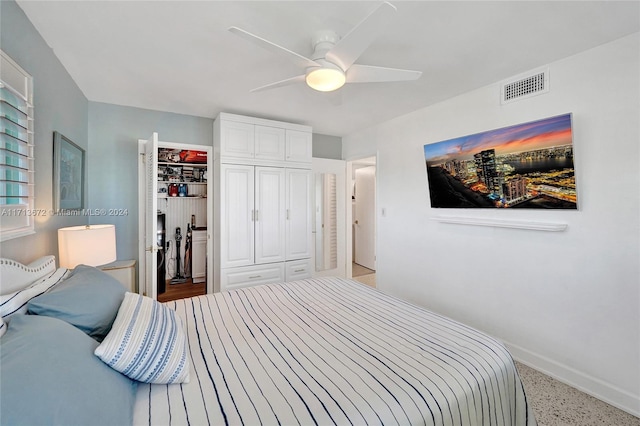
[58,224,117,269]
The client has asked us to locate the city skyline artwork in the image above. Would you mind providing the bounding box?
[424,113,578,209]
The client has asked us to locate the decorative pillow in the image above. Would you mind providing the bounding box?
[0,267,68,322]
[0,314,137,426]
[95,292,190,384]
[26,265,125,341]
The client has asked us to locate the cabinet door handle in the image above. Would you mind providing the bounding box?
[294,269,305,273]
[255,210,259,221]
[249,275,262,279]
[286,209,290,220]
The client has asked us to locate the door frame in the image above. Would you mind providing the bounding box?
[345,153,378,279]
[354,165,376,270]
[137,139,150,296]
[137,138,214,298]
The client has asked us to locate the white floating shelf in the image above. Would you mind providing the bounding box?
[431,216,567,232]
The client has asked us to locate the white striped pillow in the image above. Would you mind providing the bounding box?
[0,268,69,321]
[94,292,190,384]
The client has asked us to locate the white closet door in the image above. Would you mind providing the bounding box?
[286,168,312,260]
[221,164,255,268]
[220,121,255,159]
[285,130,312,163]
[255,125,285,161]
[255,167,286,264]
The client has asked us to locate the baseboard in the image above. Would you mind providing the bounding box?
[504,341,640,418]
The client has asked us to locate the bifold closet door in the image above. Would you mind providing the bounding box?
[254,167,286,264]
[144,133,158,300]
[220,164,255,268]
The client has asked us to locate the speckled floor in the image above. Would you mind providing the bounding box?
[516,362,640,426]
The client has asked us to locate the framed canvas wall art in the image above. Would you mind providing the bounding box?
[424,114,577,209]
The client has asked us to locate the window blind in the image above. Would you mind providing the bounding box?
[1,50,35,241]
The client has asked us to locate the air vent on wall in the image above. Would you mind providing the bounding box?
[501,67,549,105]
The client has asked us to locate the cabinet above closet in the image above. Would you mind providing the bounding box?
[214,112,312,166]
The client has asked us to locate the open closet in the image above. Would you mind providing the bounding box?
[138,133,213,301]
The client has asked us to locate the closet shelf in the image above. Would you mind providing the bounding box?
[158,161,207,167]
[158,195,206,199]
[158,180,207,185]
[431,216,567,232]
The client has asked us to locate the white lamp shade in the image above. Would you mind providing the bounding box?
[58,224,117,269]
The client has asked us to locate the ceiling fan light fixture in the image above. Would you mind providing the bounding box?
[230,2,421,94]
[305,67,346,92]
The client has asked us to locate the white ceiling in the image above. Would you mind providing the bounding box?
[16,1,640,137]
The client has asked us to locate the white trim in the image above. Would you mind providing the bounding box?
[217,112,312,133]
[0,227,35,242]
[505,341,640,418]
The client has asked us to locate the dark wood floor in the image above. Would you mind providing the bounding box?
[157,278,206,303]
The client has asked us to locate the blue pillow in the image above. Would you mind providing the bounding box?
[0,314,137,426]
[27,265,125,341]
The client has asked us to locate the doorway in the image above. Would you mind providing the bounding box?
[348,156,376,287]
[137,134,213,301]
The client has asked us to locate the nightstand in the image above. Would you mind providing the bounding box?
[99,260,137,293]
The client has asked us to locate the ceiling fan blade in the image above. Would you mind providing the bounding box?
[346,64,422,83]
[325,2,397,71]
[229,27,320,69]
[250,75,306,93]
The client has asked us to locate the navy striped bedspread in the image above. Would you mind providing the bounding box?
[134,277,536,426]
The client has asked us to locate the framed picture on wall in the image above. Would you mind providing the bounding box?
[53,131,85,210]
[423,113,577,209]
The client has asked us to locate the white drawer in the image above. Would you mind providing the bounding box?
[221,263,285,292]
[285,259,312,282]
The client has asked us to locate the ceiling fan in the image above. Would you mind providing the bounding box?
[229,2,422,93]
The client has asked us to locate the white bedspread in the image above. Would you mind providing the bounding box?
[134,277,536,425]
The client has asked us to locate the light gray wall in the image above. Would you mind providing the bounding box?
[89,104,341,262]
[0,0,88,264]
[312,133,342,160]
[343,33,640,415]
[87,102,213,261]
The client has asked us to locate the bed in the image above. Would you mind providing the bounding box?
[0,256,536,426]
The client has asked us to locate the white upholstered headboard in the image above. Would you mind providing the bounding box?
[0,256,57,294]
